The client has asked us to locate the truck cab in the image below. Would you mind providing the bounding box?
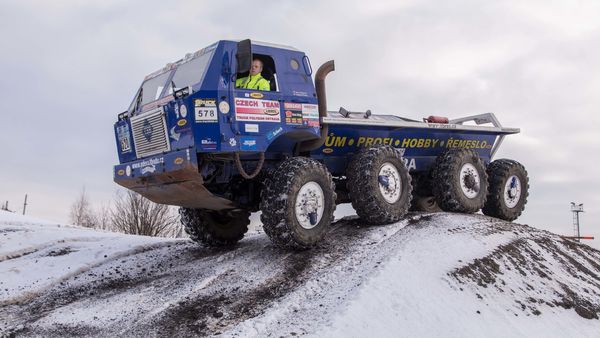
[114,40,323,211]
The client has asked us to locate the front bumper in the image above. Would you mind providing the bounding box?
[113,148,235,210]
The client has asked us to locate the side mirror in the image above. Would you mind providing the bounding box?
[236,39,252,74]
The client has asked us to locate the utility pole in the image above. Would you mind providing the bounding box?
[22,194,28,215]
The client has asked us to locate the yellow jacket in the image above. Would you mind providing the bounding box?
[236,73,270,91]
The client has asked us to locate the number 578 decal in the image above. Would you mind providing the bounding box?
[195,107,218,123]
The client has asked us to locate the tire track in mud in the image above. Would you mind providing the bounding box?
[148,252,313,336]
[139,219,377,337]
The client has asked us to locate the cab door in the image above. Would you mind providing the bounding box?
[231,52,283,152]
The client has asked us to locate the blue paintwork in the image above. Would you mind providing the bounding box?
[310,125,497,174]
[114,40,506,185]
[114,148,197,181]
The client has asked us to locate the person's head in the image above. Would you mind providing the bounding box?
[250,58,263,76]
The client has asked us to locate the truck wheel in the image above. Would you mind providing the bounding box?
[179,208,249,247]
[260,157,336,249]
[431,149,488,213]
[347,146,412,224]
[482,159,529,221]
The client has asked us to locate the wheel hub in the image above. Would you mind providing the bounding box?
[378,162,402,204]
[460,163,480,199]
[295,181,325,229]
[503,175,521,208]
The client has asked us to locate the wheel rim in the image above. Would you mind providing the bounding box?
[460,163,480,199]
[295,181,325,229]
[503,175,521,208]
[378,162,402,204]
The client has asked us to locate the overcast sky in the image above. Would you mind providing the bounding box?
[1,0,599,247]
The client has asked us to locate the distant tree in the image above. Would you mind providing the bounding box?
[69,187,97,228]
[96,203,113,231]
[110,190,181,237]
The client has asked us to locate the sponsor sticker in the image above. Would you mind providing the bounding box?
[322,148,334,154]
[302,104,319,127]
[195,99,217,107]
[141,165,156,174]
[131,157,164,170]
[250,92,264,99]
[193,96,216,122]
[293,90,309,97]
[266,126,283,141]
[117,124,132,153]
[120,137,131,153]
[284,102,303,125]
[234,98,281,123]
[174,157,184,165]
[201,138,217,149]
[117,169,125,176]
[177,119,187,126]
[169,126,181,141]
[229,138,237,147]
[245,124,259,133]
[219,101,230,114]
[240,137,258,151]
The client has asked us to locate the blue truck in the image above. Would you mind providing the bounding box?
[114,39,529,249]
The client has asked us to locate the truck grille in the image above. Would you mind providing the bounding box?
[130,108,170,158]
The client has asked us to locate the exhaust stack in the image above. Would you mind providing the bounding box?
[298,60,335,152]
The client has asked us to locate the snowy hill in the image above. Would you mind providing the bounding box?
[1,209,599,337]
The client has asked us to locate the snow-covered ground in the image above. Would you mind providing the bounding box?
[1,209,599,337]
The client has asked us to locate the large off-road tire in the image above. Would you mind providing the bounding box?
[179,208,250,247]
[347,146,412,224]
[260,157,336,249]
[431,149,488,213]
[482,159,529,221]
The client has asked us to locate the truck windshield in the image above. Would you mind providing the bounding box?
[139,71,173,108]
[129,48,215,113]
[167,49,215,94]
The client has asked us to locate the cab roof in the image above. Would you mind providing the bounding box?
[143,40,301,81]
